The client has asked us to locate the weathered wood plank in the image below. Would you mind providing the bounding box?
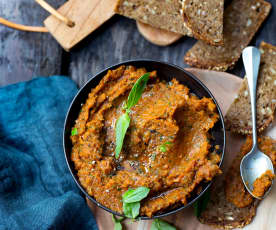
[69,16,196,87]
[0,0,65,86]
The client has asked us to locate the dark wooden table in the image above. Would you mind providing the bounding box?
[1,0,276,87]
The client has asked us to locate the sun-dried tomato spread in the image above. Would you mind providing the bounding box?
[252,170,275,198]
[225,136,276,208]
[71,65,221,217]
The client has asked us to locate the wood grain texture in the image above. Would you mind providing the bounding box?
[137,21,182,46]
[0,0,65,86]
[44,0,117,51]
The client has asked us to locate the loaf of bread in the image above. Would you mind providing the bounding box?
[115,0,224,46]
[184,0,271,71]
[225,41,276,134]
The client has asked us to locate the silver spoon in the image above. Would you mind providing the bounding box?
[240,46,274,199]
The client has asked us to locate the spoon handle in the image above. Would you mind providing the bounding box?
[242,47,261,147]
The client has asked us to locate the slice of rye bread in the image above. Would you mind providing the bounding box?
[182,0,224,45]
[199,136,276,229]
[184,0,271,71]
[114,0,224,46]
[225,42,276,134]
[199,183,259,229]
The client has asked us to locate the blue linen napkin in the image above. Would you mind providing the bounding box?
[0,76,98,230]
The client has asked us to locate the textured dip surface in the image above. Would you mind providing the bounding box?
[225,136,276,208]
[70,65,221,217]
[252,170,275,198]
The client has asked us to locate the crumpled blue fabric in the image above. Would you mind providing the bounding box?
[0,76,98,230]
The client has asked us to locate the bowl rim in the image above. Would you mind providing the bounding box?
[63,59,226,220]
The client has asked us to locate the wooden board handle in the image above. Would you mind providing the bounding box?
[35,0,75,27]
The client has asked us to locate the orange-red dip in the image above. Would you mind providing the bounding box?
[71,65,221,217]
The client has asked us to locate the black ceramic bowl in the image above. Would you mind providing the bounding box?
[63,60,226,219]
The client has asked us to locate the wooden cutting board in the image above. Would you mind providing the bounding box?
[86,68,276,230]
[136,21,182,46]
[44,0,117,51]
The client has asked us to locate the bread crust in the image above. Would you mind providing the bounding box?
[184,0,272,71]
[183,0,224,46]
[225,41,276,134]
[115,0,224,45]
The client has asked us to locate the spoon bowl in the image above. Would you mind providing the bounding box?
[240,147,274,199]
[240,46,275,199]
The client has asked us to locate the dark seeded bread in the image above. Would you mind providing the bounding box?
[115,0,224,46]
[199,136,276,229]
[199,183,259,229]
[183,0,224,45]
[184,0,271,71]
[225,42,276,134]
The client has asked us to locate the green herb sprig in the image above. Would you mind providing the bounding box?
[122,187,150,219]
[71,127,78,136]
[112,214,125,230]
[150,219,176,230]
[193,189,210,218]
[115,73,150,159]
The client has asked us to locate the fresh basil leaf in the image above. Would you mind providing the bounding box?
[114,73,150,159]
[116,216,125,222]
[71,127,78,136]
[123,202,140,219]
[126,73,150,110]
[122,187,150,203]
[151,219,176,230]
[115,113,130,159]
[112,214,124,230]
[193,189,210,218]
[114,222,122,230]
